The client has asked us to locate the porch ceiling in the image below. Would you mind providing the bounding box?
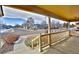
[4,5,79,22]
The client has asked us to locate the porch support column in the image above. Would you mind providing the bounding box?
[68,21,71,36]
[48,17,51,47]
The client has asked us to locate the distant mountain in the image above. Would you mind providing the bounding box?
[1,17,26,26]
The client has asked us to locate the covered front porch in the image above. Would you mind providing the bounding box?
[0,5,79,54]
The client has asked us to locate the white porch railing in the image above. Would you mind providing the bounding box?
[31,30,69,52]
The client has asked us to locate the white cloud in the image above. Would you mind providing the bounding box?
[3,6,45,19]
[2,6,47,24]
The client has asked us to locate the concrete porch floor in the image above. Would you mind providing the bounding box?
[43,32,79,54]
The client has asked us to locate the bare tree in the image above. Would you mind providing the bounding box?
[41,20,47,29]
[26,17,34,29]
[22,21,27,29]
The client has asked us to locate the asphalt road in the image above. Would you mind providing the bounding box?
[14,28,45,35]
[0,28,68,37]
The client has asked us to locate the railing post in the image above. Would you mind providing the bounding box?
[39,33,42,52]
[48,17,51,47]
[68,21,71,36]
[31,41,34,49]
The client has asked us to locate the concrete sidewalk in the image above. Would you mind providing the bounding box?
[6,36,40,54]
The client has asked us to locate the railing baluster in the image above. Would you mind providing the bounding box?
[31,41,34,49]
[39,33,42,52]
[31,36,39,49]
[48,33,51,47]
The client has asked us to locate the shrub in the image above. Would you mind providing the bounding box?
[25,35,38,48]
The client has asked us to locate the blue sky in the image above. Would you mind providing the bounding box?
[1,17,25,26]
[0,17,45,26]
[1,6,47,25]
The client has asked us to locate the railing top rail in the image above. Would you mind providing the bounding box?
[41,30,68,37]
[31,30,68,42]
[32,36,40,42]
